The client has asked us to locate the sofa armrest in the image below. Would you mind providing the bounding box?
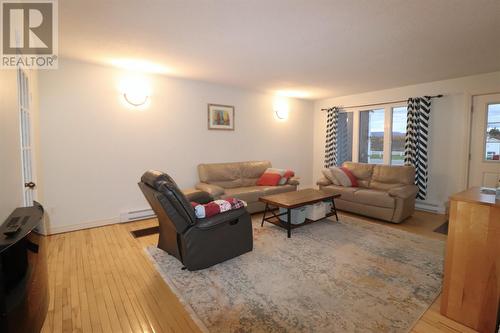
[288,176,300,186]
[195,208,249,230]
[185,191,213,204]
[388,185,418,199]
[316,177,332,186]
[195,183,225,197]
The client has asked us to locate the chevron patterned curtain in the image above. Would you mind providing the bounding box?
[404,97,431,200]
[324,107,339,168]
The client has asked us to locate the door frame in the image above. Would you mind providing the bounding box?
[466,92,500,188]
[17,67,38,206]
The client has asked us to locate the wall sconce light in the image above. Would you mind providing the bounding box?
[123,91,149,107]
[275,109,289,120]
[120,75,151,108]
[273,99,289,120]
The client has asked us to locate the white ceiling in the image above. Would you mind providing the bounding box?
[59,0,500,100]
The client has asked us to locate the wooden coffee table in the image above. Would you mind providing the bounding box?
[259,188,340,238]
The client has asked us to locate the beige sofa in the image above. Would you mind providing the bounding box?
[317,162,418,223]
[196,161,299,213]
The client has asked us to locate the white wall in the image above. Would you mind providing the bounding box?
[38,59,314,233]
[314,71,500,212]
[0,70,24,222]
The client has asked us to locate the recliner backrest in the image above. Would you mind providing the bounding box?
[140,170,196,233]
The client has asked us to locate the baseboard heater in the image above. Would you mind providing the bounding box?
[415,201,445,214]
[119,208,156,222]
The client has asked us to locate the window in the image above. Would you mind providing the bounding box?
[485,103,500,161]
[359,109,384,164]
[391,107,407,165]
[337,112,353,166]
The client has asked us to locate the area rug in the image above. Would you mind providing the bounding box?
[146,215,444,333]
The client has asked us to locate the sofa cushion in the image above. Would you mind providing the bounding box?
[354,189,395,208]
[222,186,265,203]
[198,162,243,188]
[240,161,272,186]
[321,185,359,201]
[342,162,374,184]
[370,165,415,190]
[261,184,297,196]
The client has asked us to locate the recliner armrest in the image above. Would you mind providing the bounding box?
[195,182,225,197]
[195,208,249,230]
[388,185,418,199]
[185,191,213,204]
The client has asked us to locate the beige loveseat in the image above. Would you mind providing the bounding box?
[317,162,418,223]
[196,161,299,213]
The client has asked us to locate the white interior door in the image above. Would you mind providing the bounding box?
[469,94,500,188]
[17,68,36,206]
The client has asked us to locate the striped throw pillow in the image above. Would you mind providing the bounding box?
[330,166,358,187]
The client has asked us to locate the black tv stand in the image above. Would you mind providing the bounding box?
[0,202,48,333]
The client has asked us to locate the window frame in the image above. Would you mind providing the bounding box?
[389,105,408,166]
[357,108,386,164]
[483,102,500,163]
[347,102,407,165]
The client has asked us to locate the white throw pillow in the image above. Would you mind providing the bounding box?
[322,168,340,185]
[264,168,285,177]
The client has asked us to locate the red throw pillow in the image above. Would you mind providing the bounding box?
[257,172,282,186]
[339,167,359,187]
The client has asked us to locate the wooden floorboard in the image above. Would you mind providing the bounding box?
[41,210,477,333]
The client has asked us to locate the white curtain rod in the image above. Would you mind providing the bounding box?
[320,94,443,111]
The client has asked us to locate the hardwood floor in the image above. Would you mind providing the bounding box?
[41,219,201,333]
[41,210,478,333]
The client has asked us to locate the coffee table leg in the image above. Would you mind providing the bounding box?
[331,198,339,222]
[287,208,291,238]
[261,203,269,227]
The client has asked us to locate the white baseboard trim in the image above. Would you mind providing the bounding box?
[47,216,121,235]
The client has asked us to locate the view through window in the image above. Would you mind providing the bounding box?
[359,109,384,163]
[391,107,407,165]
[486,103,500,161]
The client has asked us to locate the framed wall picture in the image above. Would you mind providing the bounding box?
[207,104,235,130]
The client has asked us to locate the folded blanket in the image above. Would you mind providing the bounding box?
[191,197,247,218]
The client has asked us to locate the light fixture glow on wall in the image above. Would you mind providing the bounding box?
[120,75,151,108]
[273,99,289,120]
[123,90,149,107]
[275,108,288,120]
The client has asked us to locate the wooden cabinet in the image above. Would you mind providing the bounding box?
[441,187,500,333]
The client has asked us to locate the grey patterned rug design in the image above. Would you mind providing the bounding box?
[146,215,444,333]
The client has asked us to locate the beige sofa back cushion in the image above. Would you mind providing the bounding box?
[342,162,374,188]
[198,161,271,188]
[370,165,415,190]
[240,161,272,186]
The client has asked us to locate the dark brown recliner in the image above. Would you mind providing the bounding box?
[138,170,253,271]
